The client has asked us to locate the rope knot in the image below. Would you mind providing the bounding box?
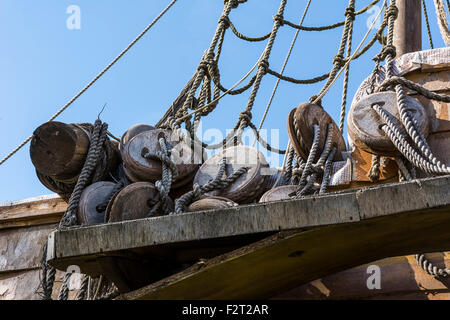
[386,5,399,20]
[239,110,252,127]
[374,45,396,62]
[218,15,230,29]
[344,7,355,21]
[197,60,210,72]
[273,13,284,26]
[333,54,346,67]
[259,59,270,74]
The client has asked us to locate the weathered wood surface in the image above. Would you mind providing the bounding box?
[393,0,422,57]
[47,175,450,298]
[0,194,85,300]
[0,194,66,230]
[275,252,450,300]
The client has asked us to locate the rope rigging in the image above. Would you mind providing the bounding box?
[12,0,450,299]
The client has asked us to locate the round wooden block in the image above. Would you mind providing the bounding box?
[30,121,90,181]
[121,129,199,187]
[259,185,297,203]
[348,92,430,156]
[108,182,173,222]
[187,196,238,212]
[78,181,116,225]
[193,146,268,203]
[120,124,155,151]
[287,103,346,162]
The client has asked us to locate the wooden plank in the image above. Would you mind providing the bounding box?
[0,194,66,230]
[117,203,450,300]
[47,190,361,269]
[275,252,450,300]
[46,176,450,297]
[0,224,57,273]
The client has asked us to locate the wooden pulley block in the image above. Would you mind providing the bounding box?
[77,181,117,225]
[193,146,268,203]
[120,124,155,151]
[121,129,200,188]
[259,185,297,203]
[30,121,90,181]
[287,103,347,162]
[187,196,238,212]
[348,92,430,156]
[108,182,174,222]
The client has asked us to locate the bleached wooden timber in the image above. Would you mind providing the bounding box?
[46,175,450,298]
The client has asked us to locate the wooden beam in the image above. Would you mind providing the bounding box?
[0,194,66,230]
[393,0,422,57]
[117,204,450,300]
[46,176,450,295]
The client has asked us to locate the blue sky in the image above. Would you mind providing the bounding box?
[0,0,445,202]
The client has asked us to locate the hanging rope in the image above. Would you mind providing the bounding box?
[422,0,435,49]
[433,0,450,45]
[0,0,179,167]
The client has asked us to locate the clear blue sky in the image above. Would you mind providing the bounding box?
[0,0,445,202]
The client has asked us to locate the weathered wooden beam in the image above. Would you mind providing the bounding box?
[393,0,422,57]
[116,199,450,300]
[46,176,450,296]
[0,194,65,230]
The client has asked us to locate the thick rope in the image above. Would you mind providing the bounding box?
[174,157,248,214]
[59,119,109,228]
[433,0,450,45]
[0,0,179,166]
[142,137,179,215]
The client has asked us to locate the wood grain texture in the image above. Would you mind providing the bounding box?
[275,252,450,300]
[0,194,66,230]
[47,176,450,299]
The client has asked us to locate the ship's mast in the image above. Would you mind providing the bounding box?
[393,0,422,56]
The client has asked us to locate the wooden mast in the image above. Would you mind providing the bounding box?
[393,0,422,56]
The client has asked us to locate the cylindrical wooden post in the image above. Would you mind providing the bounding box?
[393,0,422,57]
[30,121,90,181]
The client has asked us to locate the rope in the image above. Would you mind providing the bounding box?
[0,0,179,166]
[415,253,450,278]
[253,0,313,141]
[58,273,71,300]
[142,137,179,215]
[59,119,109,228]
[174,157,248,214]
[226,17,272,42]
[340,5,354,132]
[282,0,381,32]
[37,242,56,300]
[377,76,450,102]
[368,155,381,182]
[433,0,450,45]
[75,275,89,300]
[422,0,435,49]
[312,0,388,104]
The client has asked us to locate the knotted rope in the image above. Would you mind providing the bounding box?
[174,157,248,214]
